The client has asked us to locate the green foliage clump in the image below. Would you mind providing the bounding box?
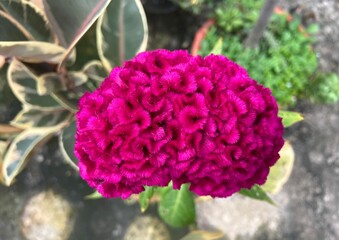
[200,10,318,107]
[215,0,264,34]
[310,73,339,104]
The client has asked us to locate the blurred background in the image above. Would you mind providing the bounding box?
[0,0,338,239]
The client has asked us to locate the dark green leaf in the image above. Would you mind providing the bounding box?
[97,0,148,71]
[278,110,304,127]
[0,1,51,41]
[42,0,111,69]
[11,106,72,129]
[139,186,155,212]
[2,126,61,186]
[0,41,66,63]
[59,121,78,170]
[158,184,196,227]
[0,10,27,41]
[239,185,275,205]
[7,59,62,109]
[181,230,224,240]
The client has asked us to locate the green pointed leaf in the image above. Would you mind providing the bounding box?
[0,41,66,63]
[83,60,107,83]
[10,106,72,129]
[7,59,61,109]
[37,71,87,95]
[59,121,78,170]
[42,0,111,69]
[278,110,304,128]
[2,126,62,186]
[262,141,295,194]
[181,230,224,240]
[0,10,27,41]
[209,38,223,55]
[158,184,195,228]
[97,0,148,71]
[239,185,275,205]
[85,190,104,199]
[139,186,155,212]
[0,0,51,41]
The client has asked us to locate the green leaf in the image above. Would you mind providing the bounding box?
[10,106,72,129]
[181,230,224,240]
[83,60,107,83]
[239,185,275,205]
[85,190,104,199]
[262,141,294,194]
[306,24,319,34]
[37,71,88,95]
[158,184,196,228]
[209,38,223,55]
[278,110,304,127]
[42,0,111,69]
[0,0,51,41]
[97,0,148,71]
[2,126,62,186]
[59,121,78,170]
[7,59,62,109]
[0,41,66,63]
[139,186,155,212]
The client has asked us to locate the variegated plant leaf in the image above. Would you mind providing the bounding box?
[59,121,78,170]
[209,38,223,55]
[10,106,72,129]
[262,141,295,194]
[83,60,107,83]
[2,126,63,186]
[42,0,111,69]
[37,71,87,95]
[239,185,275,205]
[181,230,224,240]
[278,110,304,128]
[0,140,9,184]
[0,0,51,41]
[0,41,65,63]
[7,59,62,109]
[97,0,148,71]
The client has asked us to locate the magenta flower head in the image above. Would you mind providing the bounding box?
[75,49,284,199]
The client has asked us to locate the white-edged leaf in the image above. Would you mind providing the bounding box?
[42,0,111,69]
[2,126,62,186]
[85,191,104,199]
[0,0,51,41]
[83,60,107,83]
[262,141,295,194]
[37,71,87,95]
[10,106,72,129]
[181,230,224,240]
[97,0,148,71]
[7,59,62,109]
[0,41,66,63]
[59,121,78,170]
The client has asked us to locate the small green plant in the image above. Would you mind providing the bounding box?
[309,73,339,104]
[199,2,339,107]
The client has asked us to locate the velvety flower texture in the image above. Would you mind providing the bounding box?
[75,49,284,199]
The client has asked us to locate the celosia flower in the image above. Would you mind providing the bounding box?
[75,49,284,199]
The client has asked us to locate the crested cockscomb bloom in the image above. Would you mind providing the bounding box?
[75,49,284,199]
